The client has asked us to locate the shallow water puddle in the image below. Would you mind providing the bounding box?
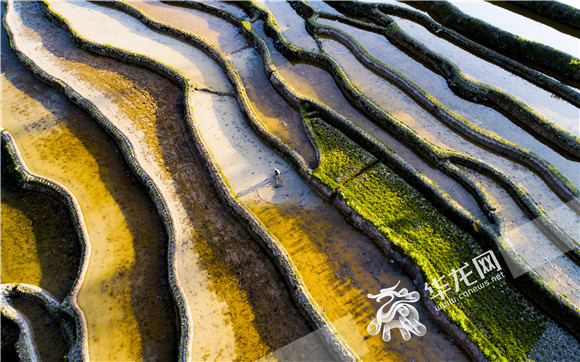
[16,1,322,360]
[390,16,580,137]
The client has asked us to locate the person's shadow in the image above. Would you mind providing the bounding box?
[237,178,269,198]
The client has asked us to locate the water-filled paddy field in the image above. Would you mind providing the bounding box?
[2,1,579,361]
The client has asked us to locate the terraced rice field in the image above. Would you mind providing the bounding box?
[1,1,579,361]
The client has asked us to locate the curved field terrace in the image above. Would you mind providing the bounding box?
[1,1,579,361]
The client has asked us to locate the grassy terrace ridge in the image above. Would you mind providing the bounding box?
[248,1,580,266]
[308,117,376,190]
[405,0,580,87]
[310,116,548,360]
[369,1,580,107]
[318,1,580,162]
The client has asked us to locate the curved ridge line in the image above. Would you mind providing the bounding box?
[0,127,89,360]
[180,0,580,345]
[403,0,580,85]
[1,285,41,362]
[1,283,70,362]
[309,13,579,210]
[317,1,580,159]
[7,1,192,360]
[253,0,580,260]
[42,1,356,360]
[373,1,580,107]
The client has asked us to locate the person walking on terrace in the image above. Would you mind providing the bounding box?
[274,168,281,188]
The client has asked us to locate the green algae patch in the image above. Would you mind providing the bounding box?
[1,156,80,302]
[340,163,548,360]
[308,117,376,190]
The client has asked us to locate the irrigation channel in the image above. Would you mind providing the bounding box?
[1,0,579,361]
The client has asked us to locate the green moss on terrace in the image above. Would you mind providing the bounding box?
[308,116,376,190]
[344,164,547,360]
[310,117,548,359]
